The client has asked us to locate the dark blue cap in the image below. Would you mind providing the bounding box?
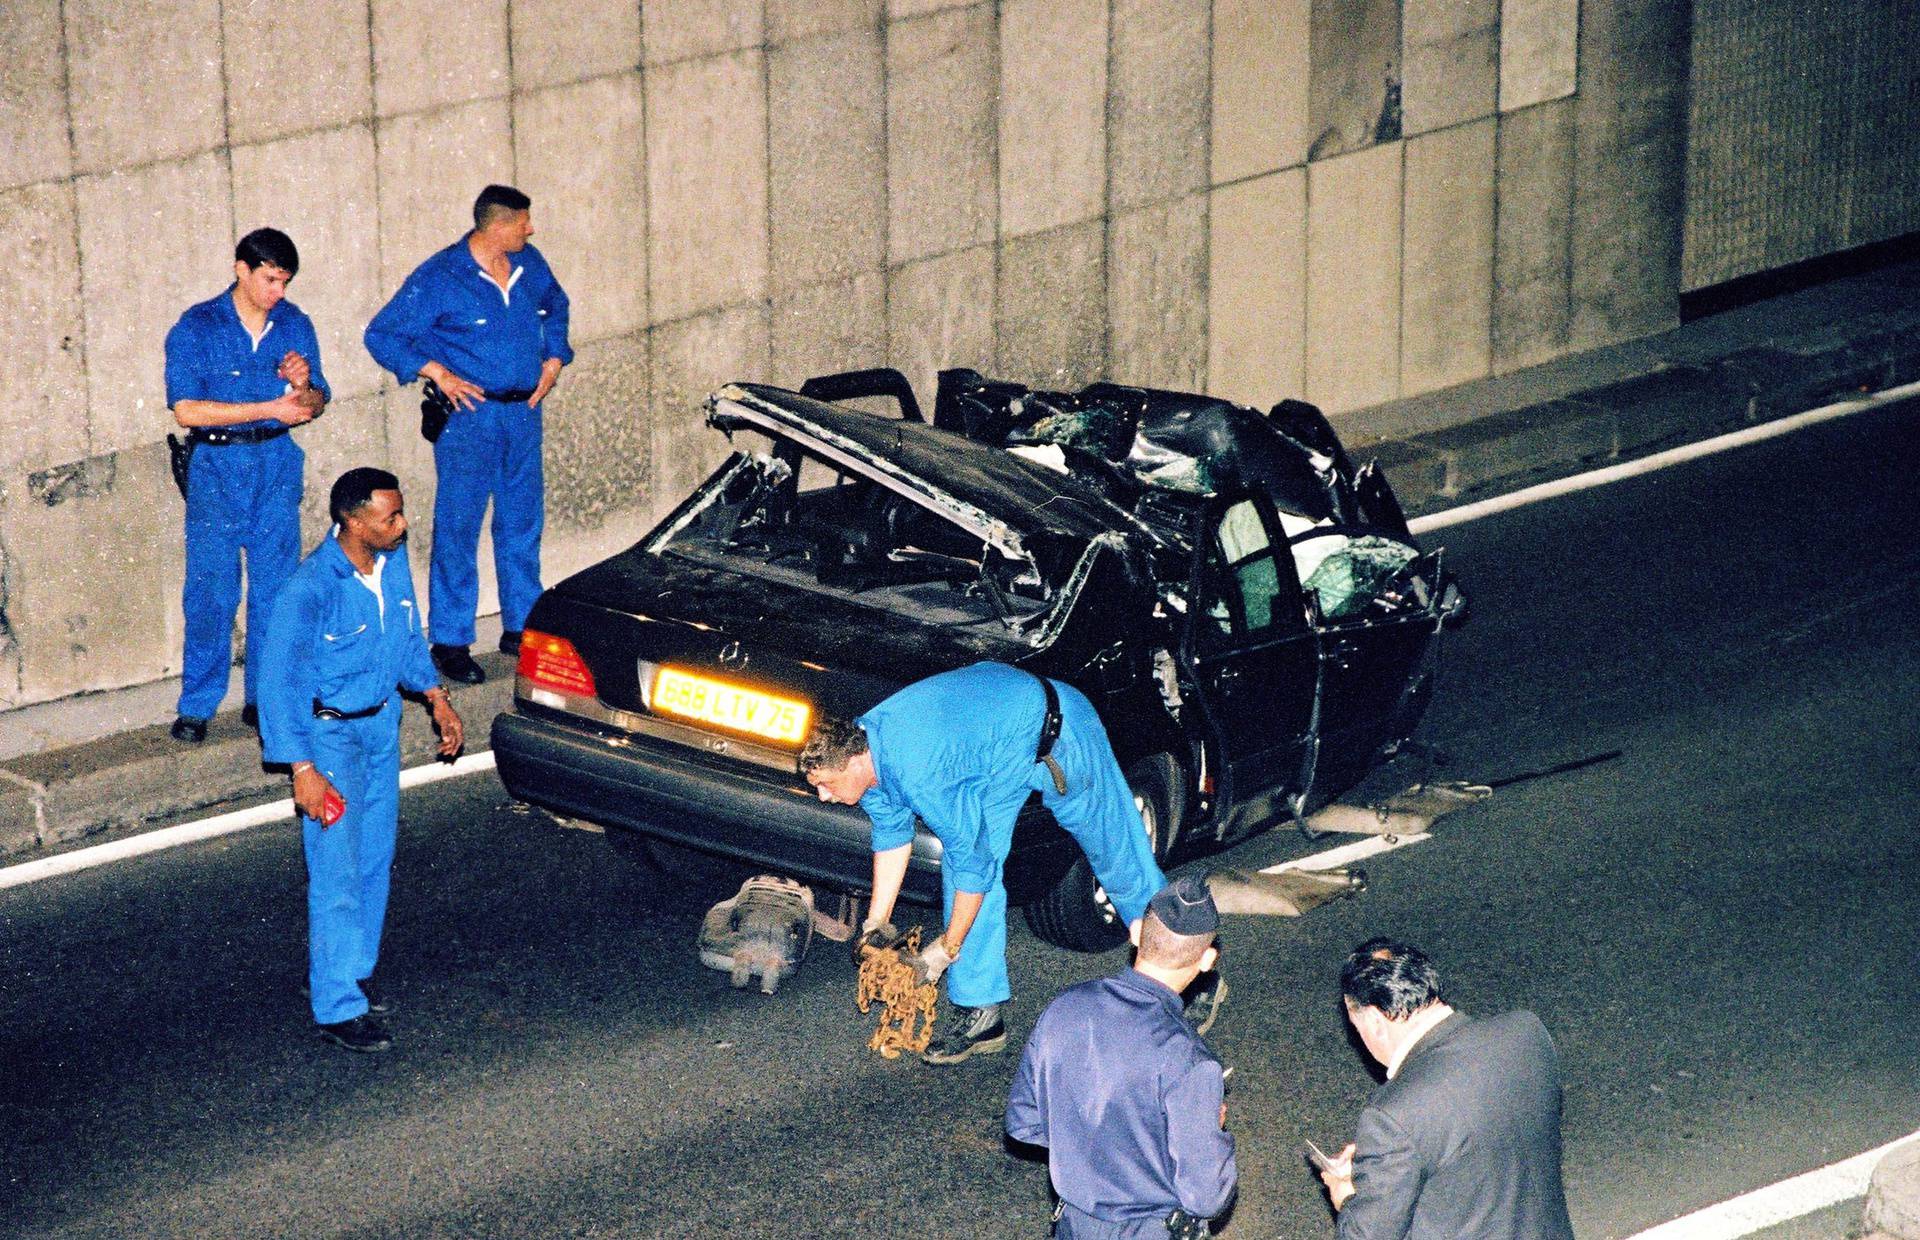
[1147,873,1219,935]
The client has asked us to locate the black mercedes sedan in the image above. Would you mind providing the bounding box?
[492,367,1465,950]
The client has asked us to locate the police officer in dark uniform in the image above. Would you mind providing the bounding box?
[363,184,571,686]
[1006,874,1238,1237]
[164,228,329,742]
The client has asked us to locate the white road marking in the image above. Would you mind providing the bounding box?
[1258,831,1433,874]
[0,751,497,891]
[1407,377,1920,535]
[1623,1130,1918,1240]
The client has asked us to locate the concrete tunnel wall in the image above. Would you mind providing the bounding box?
[0,0,1689,711]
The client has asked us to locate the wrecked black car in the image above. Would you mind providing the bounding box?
[491,368,1465,950]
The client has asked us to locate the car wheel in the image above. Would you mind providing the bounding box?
[1024,754,1184,953]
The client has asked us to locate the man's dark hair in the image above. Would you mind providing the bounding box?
[235,227,299,276]
[1340,937,1442,1019]
[1138,909,1215,970]
[798,716,868,775]
[330,467,400,526]
[473,184,532,229]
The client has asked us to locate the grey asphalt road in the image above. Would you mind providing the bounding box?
[3,401,1917,1239]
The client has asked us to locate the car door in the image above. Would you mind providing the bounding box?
[1177,495,1321,841]
[1300,534,1445,797]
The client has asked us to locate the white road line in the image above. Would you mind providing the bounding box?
[1258,831,1433,874]
[1623,1130,1918,1240]
[0,751,497,892]
[1408,377,1920,535]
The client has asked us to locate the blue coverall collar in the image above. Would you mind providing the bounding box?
[316,529,390,579]
[1111,967,1187,1017]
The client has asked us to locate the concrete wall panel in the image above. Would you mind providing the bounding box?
[1208,169,1305,407]
[0,0,73,190]
[887,5,997,264]
[0,183,88,473]
[1210,0,1311,185]
[296,392,393,548]
[646,50,769,323]
[511,0,643,90]
[514,73,648,343]
[1307,0,1400,160]
[374,99,515,300]
[997,221,1106,390]
[542,333,651,533]
[648,304,769,522]
[769,28,886,290]
[999,0,1106,238]
[232,125,385,403]
[770,273,887,388]
[1401,118,1494,395]
[224,0,374,146]
[888,0,972,18]
[1305,142,1401,413]
[645,0,765,65]
[1570,0,1687,350]
[1500,0,1579,111]
[372,0,509,118]
[66,0,225,174]
[887,245,996,407]
[1109,195,1207,392]
[1402,0,1497,136]
[767,0,882,44]
[2,446,179,704]
[1110,0,1210,211]
[1492,98,1574,372]
[76,154,234,457]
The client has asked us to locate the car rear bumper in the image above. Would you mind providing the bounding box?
[492,707,948,901]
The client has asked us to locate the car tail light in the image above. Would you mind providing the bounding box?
[517,629,597,700]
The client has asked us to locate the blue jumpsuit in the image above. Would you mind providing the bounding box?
[856,662,1167,1008]
[164,289,329,721]
[1006,969,1237,1236]
[363,238,572,647]
[257,534,440,1025]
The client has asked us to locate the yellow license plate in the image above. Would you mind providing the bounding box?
[651,667,811,745]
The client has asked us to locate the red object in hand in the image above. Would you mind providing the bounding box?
[321,787,347,827]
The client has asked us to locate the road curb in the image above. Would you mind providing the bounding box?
[1866,1139,1920,1239]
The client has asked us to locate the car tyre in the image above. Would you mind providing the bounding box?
[1024,753,1184,953]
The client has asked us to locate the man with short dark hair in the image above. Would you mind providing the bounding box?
[800,662,1168,1065]
[258,468,464,1051]
[1006,873,1237,1237]
[1318,938,1574,1239]
[165,227,330,743]
[364,184,572,686]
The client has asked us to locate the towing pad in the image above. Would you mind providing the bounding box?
[698,875,816,994]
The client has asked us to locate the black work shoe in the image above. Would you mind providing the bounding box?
[170,716,208,743]
[498,629,523,656]
[240,703,259,730]
[431,644,486,685]
[921,1002,1006,1064]
[317,1013,392,1053]
[1183,970,1228,1037]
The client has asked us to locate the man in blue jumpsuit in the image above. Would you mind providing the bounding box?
[164,228,329,743]
[801,661,1167,1064]
[259,468,464,1052]
[1006,874,1238,1237]
[364,184,571,686]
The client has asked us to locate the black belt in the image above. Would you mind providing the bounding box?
[190,425,290,446]
[485,388,537,403]
[1033,674,1067,794]
[313,697,388,720]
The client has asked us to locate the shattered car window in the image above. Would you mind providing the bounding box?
[652,432,1053,630]
[1295,532,1419,621]
[1197,499,1301,647]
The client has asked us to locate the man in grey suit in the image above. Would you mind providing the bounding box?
[1317,937,1575,1239]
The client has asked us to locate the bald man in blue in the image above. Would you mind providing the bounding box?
[802,662,1167,1065]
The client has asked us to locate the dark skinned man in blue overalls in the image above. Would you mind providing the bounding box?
[259,468,464,1052]
[165,228,329,743]
[364,184,571,687]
